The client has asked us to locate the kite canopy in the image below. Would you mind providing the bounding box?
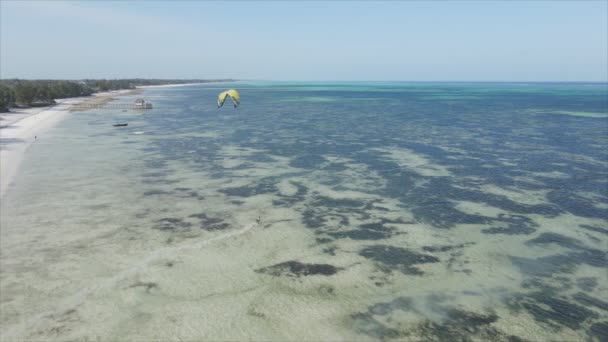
[217,89,240,108]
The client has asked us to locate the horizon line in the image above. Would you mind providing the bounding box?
[1,78,607,84]
[244,79,608,84]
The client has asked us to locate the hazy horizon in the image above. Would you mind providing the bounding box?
[1,78,607,84]
[1,1,607,82]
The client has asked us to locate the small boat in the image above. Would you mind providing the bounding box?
[113,123,128,127]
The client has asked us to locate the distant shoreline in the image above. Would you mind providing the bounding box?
[0,79,236,113]
[137,82,225,89]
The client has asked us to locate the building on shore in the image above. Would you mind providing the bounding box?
[134,98,152,109]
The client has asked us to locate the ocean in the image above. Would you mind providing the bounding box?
[1,82,607,340]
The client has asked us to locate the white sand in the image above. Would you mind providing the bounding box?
[1,101,74,198]
[0,91,131,198]
[369,147,452,177]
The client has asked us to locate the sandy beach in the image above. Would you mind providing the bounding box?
[137,82,225,89]
[0,90,134,198]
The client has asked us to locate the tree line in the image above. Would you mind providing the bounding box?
[0,79,233,112]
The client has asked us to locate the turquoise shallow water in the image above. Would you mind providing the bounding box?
[1,82,607,340]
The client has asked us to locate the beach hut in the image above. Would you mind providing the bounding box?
[134,98,152,109]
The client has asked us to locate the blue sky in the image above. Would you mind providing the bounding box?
[1,1,606,81]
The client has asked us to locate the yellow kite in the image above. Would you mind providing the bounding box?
[217,89,240,108]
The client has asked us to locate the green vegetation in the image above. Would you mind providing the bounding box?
[0,84,16,112]
[0,78,234,112]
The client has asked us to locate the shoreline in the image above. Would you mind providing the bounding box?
[0,90,133,199]
[137,81,234,89]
